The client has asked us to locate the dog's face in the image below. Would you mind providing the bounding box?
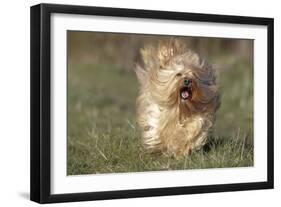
[136,40,219,117]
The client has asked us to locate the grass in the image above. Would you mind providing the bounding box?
[67,58,253,175]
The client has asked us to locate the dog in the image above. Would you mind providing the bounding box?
[135,39,220,157]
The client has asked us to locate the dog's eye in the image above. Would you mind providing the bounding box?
[176,73,182,77]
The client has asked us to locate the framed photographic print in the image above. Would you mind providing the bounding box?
[30,3,274,203]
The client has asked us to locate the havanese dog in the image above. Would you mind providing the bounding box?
[135,39,220,157]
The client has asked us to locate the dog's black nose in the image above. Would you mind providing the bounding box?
[184,79,191,86]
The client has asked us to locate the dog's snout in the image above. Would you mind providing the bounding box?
[184,79,192,86]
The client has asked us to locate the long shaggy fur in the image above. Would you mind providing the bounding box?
[135,39,220,157]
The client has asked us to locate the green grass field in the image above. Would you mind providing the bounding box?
[67,58,253,175]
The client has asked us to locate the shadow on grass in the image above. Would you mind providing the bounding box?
[203,133,252,153]
[203,136,226,153]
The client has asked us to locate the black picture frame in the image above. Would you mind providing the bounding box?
[30,3,274,204]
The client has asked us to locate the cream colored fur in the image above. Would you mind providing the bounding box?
[135,39,220,157]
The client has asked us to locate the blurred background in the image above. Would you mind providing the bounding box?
[67,31,253,175]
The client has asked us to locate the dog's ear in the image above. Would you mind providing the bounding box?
[140,46,157,69]
[134,64,147,86]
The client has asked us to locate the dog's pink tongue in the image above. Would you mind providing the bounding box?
[181,90,189,99]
